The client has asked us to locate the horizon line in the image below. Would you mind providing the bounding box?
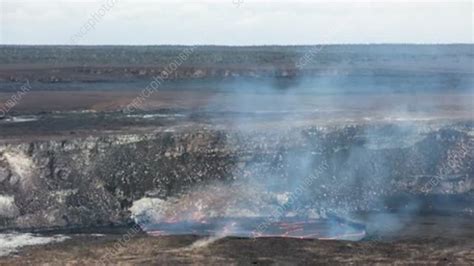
[0,43,472,47]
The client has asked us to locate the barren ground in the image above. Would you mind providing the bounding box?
[0,213,473,265]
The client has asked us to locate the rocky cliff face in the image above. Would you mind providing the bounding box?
[0,122,472,230]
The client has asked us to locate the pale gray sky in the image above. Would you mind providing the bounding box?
[1,0,472,45]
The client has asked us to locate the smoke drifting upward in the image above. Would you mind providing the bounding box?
[131,45,473,241]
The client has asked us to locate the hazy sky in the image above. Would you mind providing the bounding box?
[1,0,472,45]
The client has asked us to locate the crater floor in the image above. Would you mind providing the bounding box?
[0,213,473,265]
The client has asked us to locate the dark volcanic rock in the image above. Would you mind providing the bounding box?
[0,122,472,230]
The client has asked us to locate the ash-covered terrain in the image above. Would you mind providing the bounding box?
[0,45,472,264]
